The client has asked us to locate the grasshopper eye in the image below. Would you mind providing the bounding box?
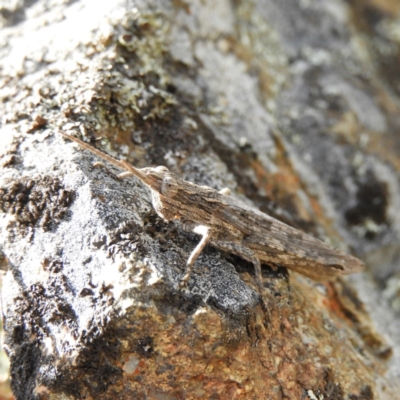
[155,166,169,172]
[161,176,177,197]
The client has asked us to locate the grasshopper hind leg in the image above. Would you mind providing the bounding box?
[214,240,270,322]
[213,241,263,293]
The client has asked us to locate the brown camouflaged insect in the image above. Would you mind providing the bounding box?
[61,133,365,293]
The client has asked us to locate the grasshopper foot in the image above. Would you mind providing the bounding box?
[179,274,190,288]
[92,162,122,180]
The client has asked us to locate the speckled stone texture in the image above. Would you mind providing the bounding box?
[1,0,400,399]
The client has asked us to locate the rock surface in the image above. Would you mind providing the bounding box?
[1,0,400,399]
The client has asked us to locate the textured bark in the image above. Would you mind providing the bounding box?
[1,1,400,399]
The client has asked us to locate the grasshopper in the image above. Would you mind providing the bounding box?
[61,133,365,294]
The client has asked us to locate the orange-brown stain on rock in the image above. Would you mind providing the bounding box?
[97,267,385,399]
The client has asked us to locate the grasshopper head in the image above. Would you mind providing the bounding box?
[138,166,178,198]
[137,166,181,221]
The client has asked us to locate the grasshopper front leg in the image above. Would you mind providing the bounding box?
[180,227,213,286]
[92,162,133,180]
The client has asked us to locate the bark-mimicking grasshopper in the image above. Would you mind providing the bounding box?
[61,133,365,295]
